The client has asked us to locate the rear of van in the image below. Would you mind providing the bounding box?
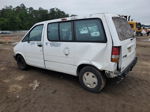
[110,16,137,77]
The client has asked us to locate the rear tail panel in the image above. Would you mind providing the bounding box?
[112,17,136,72]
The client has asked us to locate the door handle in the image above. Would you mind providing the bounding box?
[37,43,43,47]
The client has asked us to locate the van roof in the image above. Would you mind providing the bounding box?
[35,13,118,25]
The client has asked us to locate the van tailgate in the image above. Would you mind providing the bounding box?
[112,17,136,72]
[119,38,136,71]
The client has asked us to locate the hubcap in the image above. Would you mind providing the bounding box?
[83,72,98,88]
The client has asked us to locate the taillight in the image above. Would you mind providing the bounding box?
[111,46,120,63]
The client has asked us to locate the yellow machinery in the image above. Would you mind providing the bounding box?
[128,21,143,36]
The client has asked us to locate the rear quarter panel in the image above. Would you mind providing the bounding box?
[75,15,117,72]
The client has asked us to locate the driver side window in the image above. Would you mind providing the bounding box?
[22,24,43,42]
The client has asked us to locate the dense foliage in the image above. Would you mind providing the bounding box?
[0,4,70,30]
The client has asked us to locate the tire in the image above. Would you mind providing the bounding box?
[79,66,106,93]
[16,55,28,70]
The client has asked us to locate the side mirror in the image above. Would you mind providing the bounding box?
[27,34,30,43]
[27,39,30,43]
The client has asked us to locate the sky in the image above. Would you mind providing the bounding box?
[0,0,150,24]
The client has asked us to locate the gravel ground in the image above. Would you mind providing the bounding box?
[0,35,150,112]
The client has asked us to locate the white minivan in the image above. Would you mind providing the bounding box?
[13,14,137,93]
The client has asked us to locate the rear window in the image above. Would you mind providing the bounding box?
[113,17,134,41]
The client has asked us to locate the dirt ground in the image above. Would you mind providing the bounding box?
[0,34,150,112]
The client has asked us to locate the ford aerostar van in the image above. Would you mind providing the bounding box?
[13,14,137,93]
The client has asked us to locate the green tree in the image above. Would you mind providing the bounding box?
[0,4,70,30]
[49,8,69,19]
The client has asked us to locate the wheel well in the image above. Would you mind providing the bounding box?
[77,64,104,76]
[15,54,23,60]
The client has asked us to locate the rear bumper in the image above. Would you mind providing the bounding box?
[118,57,138,77]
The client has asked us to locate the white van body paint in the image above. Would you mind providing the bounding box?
[14,13,137,78]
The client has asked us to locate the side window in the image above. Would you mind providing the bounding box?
[60,22,73,41]
[74,19,106,42]
[29,25,43,41]
[47,23,59,41]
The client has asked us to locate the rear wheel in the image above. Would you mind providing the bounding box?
[16,55,28,70]
[79,66,106,93]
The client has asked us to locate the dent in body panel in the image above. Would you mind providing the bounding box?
[75,42,117,72]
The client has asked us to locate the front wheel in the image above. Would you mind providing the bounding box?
[16,55,28,70]
[79,66,106,93]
